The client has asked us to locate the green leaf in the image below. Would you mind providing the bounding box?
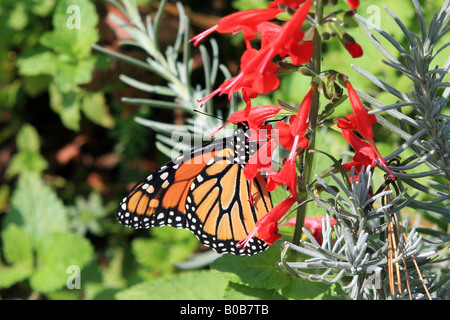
[6,152,48,178]
[0,266,33,289]
[132,238,173,274]
[5,174,69,243]
[30,0,56,17]
[131,227,199,277]
[53,57,96,92]
[30,232,94,293]
[0,224,34,288]
[224,282,287,300]
[281,278,341,300]
[49,83,81,131]
[116,270,229,300]
[40,0,98,59]
[2,224,33,266]
[211,246,338,299]
[16,123,41,153]
[6,124,48,178]
[211,246,291,291]
[17,51,57,76]
[81,92,115,128]
[6,2,28,30]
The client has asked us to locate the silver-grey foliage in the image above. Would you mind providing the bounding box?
[281,167,442,300]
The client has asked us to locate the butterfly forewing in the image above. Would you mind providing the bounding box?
[117,125,272,256]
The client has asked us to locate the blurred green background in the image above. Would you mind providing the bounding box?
[0,0,446,300]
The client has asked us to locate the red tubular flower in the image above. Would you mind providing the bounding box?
[244,129,276,180]
[196,0,313,106]
[338,83,396,179]
[211,104,281,138]
[266,152,298,198]
[227,105,282,131]
[189,8,281,48]
[339,126,379,166]
[238,196,296,248]
[345,82,378,147]
[197,47,280,107]
[238,89,313,248]
[286,216,337,245]
[276,87,313,151]
[266,87,313,199]
[260,0,313,67]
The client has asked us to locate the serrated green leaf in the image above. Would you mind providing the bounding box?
[2,224,33,266]
[116,270,229,300]
[31,232,94,293]
[6,152,48,178]
[16,124,41,152]
[81,92,115,128]
[7,2,28,30]
[0,266,33,289]
[0,224,34,288]
[131,227,199,277]
[53,57,96,92]
[5,174,69,243]
[40,0,98,59]
[49,83,81,131]
[17,51,57,76]
[6,124,48,178]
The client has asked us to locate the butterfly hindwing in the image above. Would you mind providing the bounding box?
[117,124,273,256]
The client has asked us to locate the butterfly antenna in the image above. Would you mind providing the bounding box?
[194,109,229,138]
[194,109,225,122]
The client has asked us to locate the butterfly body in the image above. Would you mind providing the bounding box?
[117,124,272,256]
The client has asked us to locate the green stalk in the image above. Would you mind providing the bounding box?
[293,0,323,245]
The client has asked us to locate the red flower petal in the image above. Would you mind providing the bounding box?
[341,129,379,160]
[276,120,295,150]
[227,105,281,130]
[290,87,313,136]
[270,0,306,8]
[346,82,376,141]
[347,0,360,10]
[244,138,276,181]
[266,156,298,199]
[345,42,364,58]
[256,196,296,245]
[289,41,314,65]
[190,8,281,47]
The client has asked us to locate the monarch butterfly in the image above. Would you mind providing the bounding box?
[117,123,273,256]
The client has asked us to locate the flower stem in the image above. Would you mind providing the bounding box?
[293,0,323,245]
